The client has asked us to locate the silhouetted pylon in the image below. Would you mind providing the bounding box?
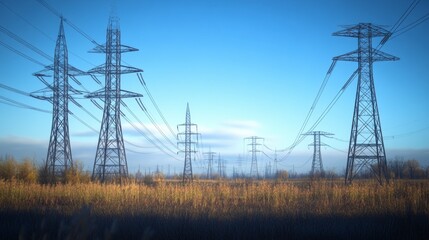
[86,16,142,183]
[333,23,398,184]
[177,103,199,183]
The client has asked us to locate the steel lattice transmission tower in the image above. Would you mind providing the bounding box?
[203,149,216,179]
[244,136,264,178]
[31,18,84,183]
[302,131,333,178]
[177,103,199,183]
[86,16,142,183]
[333,23,399,184]
[217,153,223,178]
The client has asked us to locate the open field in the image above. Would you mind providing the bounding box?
[0,179,428,239]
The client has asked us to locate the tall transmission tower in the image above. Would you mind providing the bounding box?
[302,131,333,178]
[31,18,84,183]
[177,103,199,183]
[203,149,216,179]
[86,16,142,183]
[333,23,399,184]
[273,149,278,175]
[217,153,222,178]
[244,136,264,178]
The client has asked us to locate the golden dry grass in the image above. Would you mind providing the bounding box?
[0,179,428,239]
[1,179,428,216]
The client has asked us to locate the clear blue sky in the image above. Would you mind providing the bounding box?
[0,0,428,175]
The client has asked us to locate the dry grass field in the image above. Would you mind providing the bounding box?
[0,179,428,239]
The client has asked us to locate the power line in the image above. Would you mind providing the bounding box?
[0,81,100,135]
[391,12,429,40]
[137,73,177,140]
[124,140,156,149]
[386,126,429,139]
[379,0,421,46]
[0,94,50,113]
[0,83,31,96]
[0,1,54,41]
[278,69,358,162]
[325,135,348,143]
[0,40,47,66]
[1,0,97,68]
[121,102,180,159]
[327,145,347,153]
[289,60,337,151]
[134,98,178,150]
[69,97,100,123]
[68,110,98,133]
[0,24,53,61]
[121,112,182,161]
[305,69,358,136]
[36,0,101,46]
[261,151,274,161]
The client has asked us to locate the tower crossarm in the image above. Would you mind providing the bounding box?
[85,89,142,99]
[88,64,143,75]
[333,49,399,62]
[89,44,139,53]
[333,23,390,38]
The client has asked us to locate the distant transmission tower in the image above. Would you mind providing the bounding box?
[244,136,264,178]
[333,23,399,184]
[203,149,216,179]
[177,103,199,183]
[302,131,333,178]
[86,16,142,183]
[31,18,84,183]
[217,153,222,178]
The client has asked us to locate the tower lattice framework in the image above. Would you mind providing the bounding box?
[333,23,399,184]
[244,136,264,179]
[302,131,333,178]
[86,16,142,183]
[31,18,84,183]
[203,149,216,179]
[177,103,199,183]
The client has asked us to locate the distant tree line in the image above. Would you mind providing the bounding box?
[388,158,428,179]
[0,156,90,184]
[1,155,428,184]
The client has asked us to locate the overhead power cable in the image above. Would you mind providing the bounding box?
[69,96,100,123]
[134,98,178,150]
[0,24,53,61]
[379,0,421,46]
[285,60,338,153]
[0,95,50,113]
[391,12,429,40]
[278,68,358,162]
[385,126,429,139]
[121,101,180,159]
[36,0,101,46]
[305,69,358,135]
[390,0,420,32]
[274,60,337,154]
[0,83,31,96]
[1,1,97,67]
[0,40,46,66]
[68,110,99,133]
[124,139,156,149]
[137,73,177,139]
[325,135,348,143]
[261,151,274,161]
[0,1,54,42]
[121,113,182,161]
